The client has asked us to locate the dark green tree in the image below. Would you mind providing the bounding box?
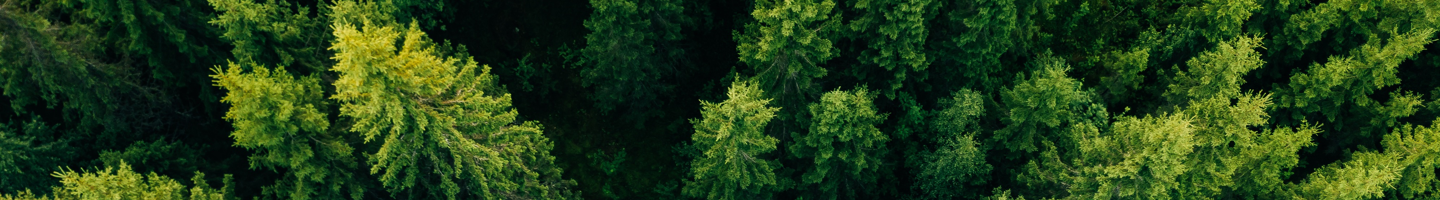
[913,89,992,199]
[580,0,690,117]
[789,88,888,199]
[845,0,937,96]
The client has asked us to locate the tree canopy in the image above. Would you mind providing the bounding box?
[4,0,1440,199]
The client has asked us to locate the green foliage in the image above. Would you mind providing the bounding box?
[1070,114,1197,199]
[11,0,1440,199]
[0,1,143,138]
[1175,0,1259,42]
[1277,28,1436,143]
[846,0,937,94]
[1382,120,1440,199]
[0,161,227,200]
[995,57,1095,154]
[328,13,574,199]
[1095,47,1149,102]
[1166,36,1263,102]
[0,119,68,194]
[789,88,888,199]
[1288,151,1405,199]
[1019,42,1322,198]
[915,135,991,199]
[683,80,783,200]
[735,0,840,101]
[914,89,992,199]
[1271,0,1440,61]
[580,0,689,114]
[212,63,363,200]
[209,0,332,73]
[59,0,224,84]
[97,139,203,181]
[587,148,628,199]
[932,89,987,140]
[929,0,1050,91]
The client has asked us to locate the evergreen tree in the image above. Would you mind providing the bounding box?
[994,55,1099,156]
[209,0,334,73]
[212,63,363,199]
[327,1,575,199]
[1276,28,1436,148]
[913,89,992,199]
[1,161,228,200]
[580,0,690,117]
[735,0,841,106]
[683,80,783,200]
[845,0,937,95]
[0,120,69,194]
[789,88,888,199]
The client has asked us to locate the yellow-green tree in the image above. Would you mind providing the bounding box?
[683,80,783,200]
[1,161,227,200]
[327,1,574,199]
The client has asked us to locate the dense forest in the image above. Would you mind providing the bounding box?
[2,0,1440,199]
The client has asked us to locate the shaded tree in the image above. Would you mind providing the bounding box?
[789,88,888,199]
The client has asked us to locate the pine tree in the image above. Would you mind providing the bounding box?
[683,80,783,200]
[209,0,334,73]
[914,89,992,199]
[0,119,69,194]
[1,161,228,200]
[994,56,1098,155]
[789,88,888,199]
[845,0,937,95]
[328,1,574,198]
[1276,28,1436,148]
[735,0,840,105]
[212,63,363,200]
[929,0,1021,91]
[580,0,690,116]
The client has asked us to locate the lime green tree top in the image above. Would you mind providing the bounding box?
[735,0,840,101]
[328,1,574,199]
[211,63,363,200]
[1,161,227,200]
[1019,37,1322,199]
[683,80,783,200]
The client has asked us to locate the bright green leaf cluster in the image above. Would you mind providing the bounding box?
[684,80,782,200]
[1,161,227,200]
[735,0,840,100]
[212,63,362,200]
[328,2,572,198]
